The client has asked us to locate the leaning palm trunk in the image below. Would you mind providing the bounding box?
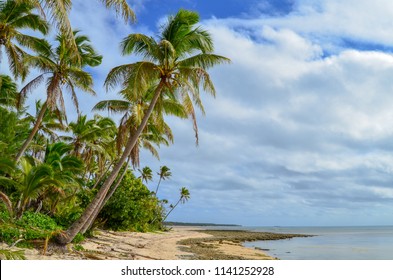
[15,102,48,162]
[80,157,131,234]
[163,199,181,221]
[56,81,165,244]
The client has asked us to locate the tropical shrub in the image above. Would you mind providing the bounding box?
[99,171,162,231]
[0,210,61,245]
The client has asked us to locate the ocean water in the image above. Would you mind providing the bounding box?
[241,226,393,260]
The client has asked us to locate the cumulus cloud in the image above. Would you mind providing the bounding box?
[152,1,393,225]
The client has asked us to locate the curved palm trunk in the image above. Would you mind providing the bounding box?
[15,102,48,162]
[56,81,165,245]
[155,177,162,195]
[80,157,130,234]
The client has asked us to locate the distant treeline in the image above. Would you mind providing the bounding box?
[164,222,241,227]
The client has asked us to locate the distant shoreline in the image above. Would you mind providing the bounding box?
[164,222,241,227]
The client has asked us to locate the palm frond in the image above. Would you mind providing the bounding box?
[178,53,231,70]
[19,74,45,109]
[105,62,159,98]
[101,0,136,23]
[11,13,49,34]
[93,100,131,113]
[5,44,26,79]
[121,33,157,58]
[0,249,25,260]
[42,0,77,58]
[14,33,51,53]
[181,92,199,145]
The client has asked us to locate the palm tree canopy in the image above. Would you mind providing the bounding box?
[0,0,49,79]
[179,187,190,203]
[138,166,153,183]
[158,165,171,180]
[21,30,102,113]
[105,9,230,144]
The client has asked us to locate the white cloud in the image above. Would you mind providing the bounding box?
[158,4,393,225]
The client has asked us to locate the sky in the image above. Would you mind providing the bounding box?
[8,0,393,226]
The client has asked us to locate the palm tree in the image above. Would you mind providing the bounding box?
[138,166,153,184]
[163,187,190,221]
[12,142,83,217]
[39,142,84,214]
[155,165,171,195]
[93,85,185,168]
[65,114,117,179]
[14,158,58,217]
[56,9,230,245]
[14,30,102,162]
[0,0,49,79]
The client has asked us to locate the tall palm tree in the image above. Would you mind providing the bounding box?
[163,187,190,221]
[0,0,49,79]
[14,30,102,162]
[155,165,171,195]
[56,9,230,245]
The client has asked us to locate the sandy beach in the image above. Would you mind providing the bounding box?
[0,227,311,260]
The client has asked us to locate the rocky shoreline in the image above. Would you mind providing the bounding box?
[178,230,312,260]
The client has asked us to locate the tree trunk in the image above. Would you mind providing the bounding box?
[55,81,165,245]
[155,177,162,195]
[163,199,181,221]
[91,160,114,189]
[15,102,48,162]
[80,157,130,234]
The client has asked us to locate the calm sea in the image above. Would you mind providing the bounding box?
[238,226,393,260]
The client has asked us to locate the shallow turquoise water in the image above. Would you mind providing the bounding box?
[242,226,393,260]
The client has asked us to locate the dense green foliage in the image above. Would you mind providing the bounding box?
[0,210,61,245]
[99,171,162,231]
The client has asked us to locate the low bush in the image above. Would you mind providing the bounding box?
[0,211,62,245]
[99,171,163,232]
